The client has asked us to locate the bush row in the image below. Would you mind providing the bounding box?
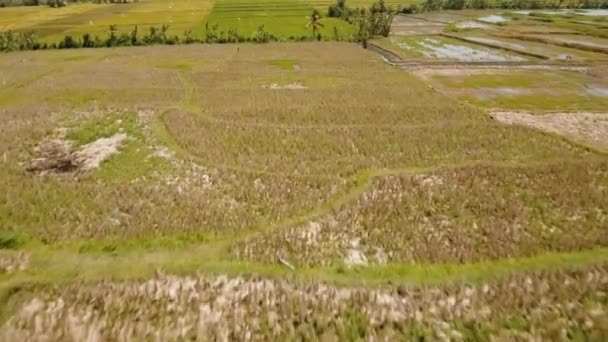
[0,24,357,53]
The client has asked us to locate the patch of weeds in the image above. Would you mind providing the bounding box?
[150,59,198,71]
[94,140,169,183]
[64,111,170,182]
[434,72,579,89]
[49,91,100,109]
[0,231,28,250]
[466,93,608,111]
[267,59,297,70]
[67,112,138,146]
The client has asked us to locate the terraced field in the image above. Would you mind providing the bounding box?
[1,7,608,340]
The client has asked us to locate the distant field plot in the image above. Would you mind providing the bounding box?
[1,0,213,42]
[201,0,356,39]
[418,68,608,111]
[200,0,420,39]
[374,35,531,61]
[0,3,103,32]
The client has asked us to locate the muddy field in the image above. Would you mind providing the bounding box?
[0,9,607,338]
[381,9,608,63]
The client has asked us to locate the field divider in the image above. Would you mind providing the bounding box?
[440,33,550,60]
[493,33,608,55]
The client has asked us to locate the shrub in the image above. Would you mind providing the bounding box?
[251,25,274,43]
[227,28,243,43]
[0,231,27,249]
[183,30,195,44]
[398,4,419,13]
[142,25,169,45]
[444,0,466,9]
[0,31,37,52]
[47,0,66,7]
[469,0,491,9]
[82,33,94,47]
[422,0,443,10]
[204,23,219,43]
[58,35,80,48]
[370,0,388,13]
[328,0,354,19]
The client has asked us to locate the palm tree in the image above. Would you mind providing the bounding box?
[306,10,324,39]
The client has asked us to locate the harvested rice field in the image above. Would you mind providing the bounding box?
[1,5,608,340]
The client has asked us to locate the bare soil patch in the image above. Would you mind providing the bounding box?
[26,133,127,175]
[25,139,78,174]
[75,133,127,171]
[492,111,608,148]
[586,86,608,98]
[262,82,307,90]
[0,252,28,274]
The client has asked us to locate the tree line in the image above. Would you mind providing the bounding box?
[0,0,397,53]
[327,0,606,14]
[1,22,357,53]
[420,0,607,11]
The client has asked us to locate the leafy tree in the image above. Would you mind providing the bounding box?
[370,0,387,13]
[422,0,442,11]
[306,9,324,39]
[58,35,79,49]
